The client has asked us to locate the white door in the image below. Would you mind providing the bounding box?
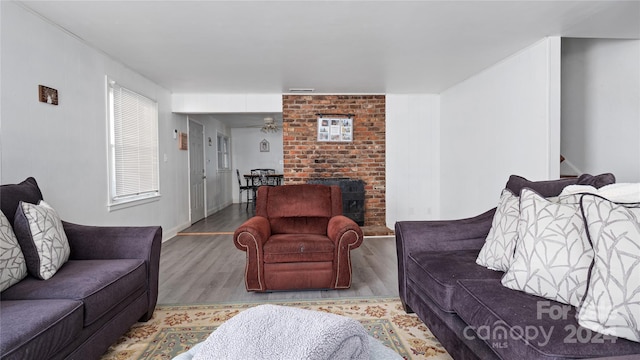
[189,119,205,224]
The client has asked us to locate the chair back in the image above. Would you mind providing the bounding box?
[236,169,243,186]
[255,184,342,235]
[249,169,264,186]
[263,169,278,185]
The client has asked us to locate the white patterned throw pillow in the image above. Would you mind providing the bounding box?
[476,189,520,271]
[0,211,27,291]
[578,194,640,343]
[14,201,70,280]
[501,189,593,307]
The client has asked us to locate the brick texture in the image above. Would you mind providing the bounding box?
[282,95,386,226]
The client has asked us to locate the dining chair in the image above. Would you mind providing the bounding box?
[236,169,255,210]
[250,169,265,187]
[262,168,279,186]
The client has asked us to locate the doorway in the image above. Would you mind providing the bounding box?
[189,118,206,224]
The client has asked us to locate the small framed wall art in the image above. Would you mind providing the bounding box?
[260,139,270,152]
[38,85,58,105]
[317,115,353,142]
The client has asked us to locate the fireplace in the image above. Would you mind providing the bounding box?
[307,178,365,226]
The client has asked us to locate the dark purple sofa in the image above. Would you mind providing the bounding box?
[395,174,640,360]
[0,178,162,360]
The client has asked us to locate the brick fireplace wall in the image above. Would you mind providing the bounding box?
[282,95,386,226]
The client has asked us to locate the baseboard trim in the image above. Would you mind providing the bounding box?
[162,221,191,242]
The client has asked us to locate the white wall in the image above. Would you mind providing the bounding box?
[230,127,284,203]
[439,37,562,219]
[385,95,440,227]
[0,2,190,240]
[561,38,640,182]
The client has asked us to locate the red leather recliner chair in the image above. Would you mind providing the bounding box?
[233,184,364,292]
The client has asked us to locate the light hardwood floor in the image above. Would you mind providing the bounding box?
[158,204,399,304]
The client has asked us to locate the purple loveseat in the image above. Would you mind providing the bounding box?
[0,178,162,360]
[395,174,640,360]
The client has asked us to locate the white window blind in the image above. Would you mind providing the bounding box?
[108,80,159,205]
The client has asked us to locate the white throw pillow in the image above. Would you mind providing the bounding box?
[0,211,27,291]
[558,184,598,197]
[476,189,520,271]
[14,200,70,280]
[578,194,640,343]
[559,183,640,203]
[597,183,640,202]
[501,189,593,307]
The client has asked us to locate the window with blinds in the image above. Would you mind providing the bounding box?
[107,79,160,207]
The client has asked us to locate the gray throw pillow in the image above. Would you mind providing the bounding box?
[0,211,27,291]
[0,177,43,225]
[13,200,70,280]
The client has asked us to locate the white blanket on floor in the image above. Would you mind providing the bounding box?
[192,304,370,360]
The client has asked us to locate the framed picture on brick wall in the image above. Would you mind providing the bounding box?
[317,116,353,142]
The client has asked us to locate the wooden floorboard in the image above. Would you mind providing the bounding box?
[158,203,399,304]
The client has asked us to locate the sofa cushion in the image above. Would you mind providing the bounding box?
[268,217,331,236]
[0,211,27,291]
[576,173,617,189]
[0,299,83,360]
[264,234,335,263]
[505,175,580,198]
[505,173,615,198]
[266,185,333,218]
[259,185,337,235]
[1,259,146,327]
[453,279,640,359]
[407,250,503,313]
[0,177,43,225]
[14,200,71,280]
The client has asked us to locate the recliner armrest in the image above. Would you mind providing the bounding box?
[327,215,363,289]
[233,216,271,291]
[327,215,363,247]
[233,216,271,251]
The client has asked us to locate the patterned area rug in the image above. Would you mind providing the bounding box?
[101,297,452,360]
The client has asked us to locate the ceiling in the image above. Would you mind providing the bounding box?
[189,112,283,129]
[16,1,640,127]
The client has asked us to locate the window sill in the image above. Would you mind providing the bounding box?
[108,193,161,212]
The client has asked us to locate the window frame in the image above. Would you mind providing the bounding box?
[106,77,161,211]
[217,132,230,171]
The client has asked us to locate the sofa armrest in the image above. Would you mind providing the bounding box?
[394,208,495,312]
[233,216,271,291]
[395,208,495,253]
[62,221,162,321]
[328,215,364,288]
